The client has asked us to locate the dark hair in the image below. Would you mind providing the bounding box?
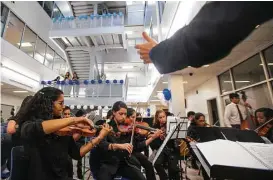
[75,109,86,117]
[194,113,205,122]
[229,93,239,99]
[187,111,195,118]
[166,112,174,116]
[255,108,273,126]
[112,101,127,112]
[14,87,63,126]
[136,112,142,117]
[8,96,33,121]
[127,108,136,118]
[63,106,71,111]
[106,110,112,119]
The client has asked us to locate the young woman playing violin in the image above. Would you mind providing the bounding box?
[16,87,111,180]
[150,110,180,180]
[255,108,273,143]
[95,101,162,180]
[127,108,161,180]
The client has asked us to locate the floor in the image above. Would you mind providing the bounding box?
[71,152,204,180]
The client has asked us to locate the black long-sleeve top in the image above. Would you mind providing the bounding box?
[149,2,273,74]
[97,119,146,166]
[20,118,82,180]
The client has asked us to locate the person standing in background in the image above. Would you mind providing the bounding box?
[187,111,195,127]
[224,93,247,129]
[72,72,80,97]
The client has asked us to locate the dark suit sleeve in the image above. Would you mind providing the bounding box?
[149,2,273,74]
[97,137,110,151]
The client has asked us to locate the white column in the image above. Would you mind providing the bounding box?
[89,55,95,79]
[93,4,98,15]
[168,75,186,116]
[149,104,157,117]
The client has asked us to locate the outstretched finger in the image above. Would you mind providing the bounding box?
[142,32,153,42]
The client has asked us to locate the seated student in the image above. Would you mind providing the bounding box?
[187,111,195,127]
[127,108,161,180]
[96,101,158,180]
[255,108,273,142]
[150,110,180,180]
[187,113,210,180]
[18,87,111,180]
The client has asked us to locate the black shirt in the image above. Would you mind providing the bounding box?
[21,118,81,180]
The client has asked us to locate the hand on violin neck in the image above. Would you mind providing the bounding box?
[98,123,112,139]
[150,129,163,139]
[71,117,94,129]
[117,143,133,154]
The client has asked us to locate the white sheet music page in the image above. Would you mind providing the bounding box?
[196,139,268,170]
[237,142,273,170]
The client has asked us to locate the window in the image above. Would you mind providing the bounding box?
[4,12,25,48]
[34,37,46,64]
[43,1,54,18]
[44,46,54,69]
[38,1,44,7]
[263,45,273,78]
[20,26,37,57]
[1,3,9,37]
[232,54,266,89]
[53,54,62,74]
[218,70,233,94]
[236,83,272,110]
[52,3,64,18]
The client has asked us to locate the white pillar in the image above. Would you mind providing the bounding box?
[149,104,157,117]
[168,75,186,117]
[93,4,98,15]
[89,55,95,79]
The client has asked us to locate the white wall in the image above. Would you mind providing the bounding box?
[1,93,24,107]
[185,77,225,126]
[3,1,65,59]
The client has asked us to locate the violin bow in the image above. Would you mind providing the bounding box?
[129,103,140,145]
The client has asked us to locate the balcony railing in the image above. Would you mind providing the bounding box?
[51,13,124,30]
[41,79,128,99]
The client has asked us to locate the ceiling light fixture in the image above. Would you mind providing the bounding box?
[18,42,32,47]
[203,64,210,67]
[260,63,273,66]
[224,81,250,83]
[125,31,133,35]
[13,90,28,93]
[255,25,260,29]
[150,100,160,102]
[162,81,168,84]
[157,91,163,93]
[122,66,134,69]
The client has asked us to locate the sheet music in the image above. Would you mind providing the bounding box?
[196,140,269,170]
[237,142,273,170]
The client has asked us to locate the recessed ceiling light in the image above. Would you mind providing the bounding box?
[162,82,168,84]
[183,81,188,84]
[150,100,160,102]
[122,66,134,69]
[13,90,28,93]
[125,31,133,35]
[188,66,191,68]
[157,91,163,93]
[255,25,260,29]
[203,64,210,67]
[18,42,32,47]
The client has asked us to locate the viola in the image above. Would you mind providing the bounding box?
[255,118,273,137]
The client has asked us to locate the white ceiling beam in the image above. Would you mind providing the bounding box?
[66,44,123,51]
[73,6,93,10]
[90,36,98,46]
[74,9,93,14]
[71,1,92,6]
[101,35,109,53]
[122,33,128,50]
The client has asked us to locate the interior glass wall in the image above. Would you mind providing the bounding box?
[1,2,68,75]
[20,26,37,57]
[3,12,25,48]
[43,1,54,18]
[232,54,265,89]
[1,3,9,37]
[218,70,233,94]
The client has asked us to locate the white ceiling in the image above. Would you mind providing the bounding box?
[1,82,34,98]
[150,18,273,99]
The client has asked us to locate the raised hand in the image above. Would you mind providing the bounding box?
[151,129,163,139]
[98,123,112,138]
[135,32,158,64]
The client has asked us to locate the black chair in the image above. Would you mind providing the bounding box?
[10,146,29,180]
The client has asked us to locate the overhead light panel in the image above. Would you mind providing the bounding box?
[260,63,273,66]
[13,90,28,93]
[255,25,260,29]
[18,42,32,47]
[122,66,134,69]
[224,81,250,83]
[126,31,133,35]
[203,64,210,67]
[162,82,168,84]
[157,91,163,93]
[150,100,160,102]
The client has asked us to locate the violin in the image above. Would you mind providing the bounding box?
[255,118,273,137]
[117,120,157,136]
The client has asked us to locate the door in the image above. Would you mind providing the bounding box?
[207,98,220,126]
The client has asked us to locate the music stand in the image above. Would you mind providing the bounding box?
[152,117,188,165]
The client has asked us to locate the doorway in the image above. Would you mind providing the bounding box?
[207,98,220,126]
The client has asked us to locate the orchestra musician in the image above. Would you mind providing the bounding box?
[150,110,180,180]
[127,108,161,180]
[17,87,111,180]
[254,108,273,143]
[136,112,150,157]
[95,102,161,180]
[187,113,211,180]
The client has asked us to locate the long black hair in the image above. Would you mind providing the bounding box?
[127,108,136,118]
[14,87,63,126]
[255,108,273,126]
[112,101,127,112]
[8,95,33,121]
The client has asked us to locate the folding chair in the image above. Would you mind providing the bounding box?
[9,146,29,180]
